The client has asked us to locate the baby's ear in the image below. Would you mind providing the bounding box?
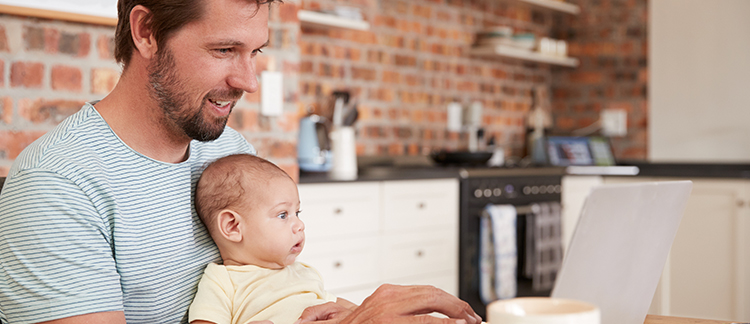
[217,209,243,243]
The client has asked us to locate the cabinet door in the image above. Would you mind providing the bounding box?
[298,182,380,239]
[380,229,458,282]
[298,236,380,292]
[666,179,750,322]
[604,177,750,322]
[561,175,603,253]
[382,179,459,232]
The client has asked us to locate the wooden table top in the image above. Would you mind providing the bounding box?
[645,315,746,324]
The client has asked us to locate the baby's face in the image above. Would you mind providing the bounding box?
[238,175,304,269]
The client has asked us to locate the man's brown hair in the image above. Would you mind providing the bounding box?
[114,0,281,67]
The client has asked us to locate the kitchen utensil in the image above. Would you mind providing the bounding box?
[298,114,332,172]
[331,91,350,128]
[342,104,359,126]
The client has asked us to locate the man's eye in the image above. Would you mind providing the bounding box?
[252,48,264,55]
[217,48,232,54]
[277,211,288,219]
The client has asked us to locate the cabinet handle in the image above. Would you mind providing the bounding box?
[738,200,746,208]
[334,261,342,268]
[416,250,424,257]
[334,208,343,214]
[418,202,426,209]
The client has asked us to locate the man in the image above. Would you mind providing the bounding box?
[0,0,481,323]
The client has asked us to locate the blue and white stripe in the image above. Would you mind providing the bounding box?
[0,103,254,324]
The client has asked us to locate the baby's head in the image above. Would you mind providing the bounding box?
[195,154,304,269]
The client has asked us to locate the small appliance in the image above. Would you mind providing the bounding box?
[298,114,332,172]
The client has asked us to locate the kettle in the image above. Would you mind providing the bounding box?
[298,114,332,172]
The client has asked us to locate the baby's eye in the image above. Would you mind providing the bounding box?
[277,211,288,219]
[295,210,302,217]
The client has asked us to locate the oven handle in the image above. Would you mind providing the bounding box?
[479,204,541,216]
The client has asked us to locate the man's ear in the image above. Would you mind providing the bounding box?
[129,5,158,60]
[217,209,243,243]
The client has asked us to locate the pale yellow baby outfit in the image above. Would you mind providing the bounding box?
[188,262,337,324]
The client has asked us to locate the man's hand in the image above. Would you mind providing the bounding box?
[299,284,482,324]
[298,301,354,324]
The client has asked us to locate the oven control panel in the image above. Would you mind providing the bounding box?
[465,175,562,203]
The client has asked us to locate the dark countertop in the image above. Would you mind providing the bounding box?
[298,158,750,184]
[621,161,750,179]
[299,166,463,184]
[299,165,573,184]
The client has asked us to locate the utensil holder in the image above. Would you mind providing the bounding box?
[329,127,358,180]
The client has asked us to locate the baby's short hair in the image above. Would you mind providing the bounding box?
[195,154,291,234]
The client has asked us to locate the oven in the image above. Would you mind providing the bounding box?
[457,167,564,319]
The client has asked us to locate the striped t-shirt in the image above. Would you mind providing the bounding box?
[0,103,254,323]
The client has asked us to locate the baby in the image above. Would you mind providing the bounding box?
[189,154,354,324]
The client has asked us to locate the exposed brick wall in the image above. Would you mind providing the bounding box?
[300,0,648,162]
[550,0,648,161]
[299,0,564,158]
[0,0,649,179]
[0,16,118,177]
[0,1,301,179]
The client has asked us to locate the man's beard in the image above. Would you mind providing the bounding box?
[148,48,243,142]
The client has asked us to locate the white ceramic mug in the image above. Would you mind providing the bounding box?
[487,297,600,324]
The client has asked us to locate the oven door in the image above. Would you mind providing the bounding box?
[458,175,562,319]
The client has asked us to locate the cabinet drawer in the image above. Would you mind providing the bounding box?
[298,182,380,239]
[382,179,459,231]
[381,229,457,280]
[299,236,379,291]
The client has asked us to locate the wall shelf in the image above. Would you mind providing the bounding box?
[298,10,370,31]
[469,45,579,67]
[519,0,580,15]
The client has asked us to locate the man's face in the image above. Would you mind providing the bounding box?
[147,0,269,142]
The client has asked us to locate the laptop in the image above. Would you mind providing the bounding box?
[551,181,693,324]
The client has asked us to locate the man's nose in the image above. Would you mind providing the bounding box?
[227,55,259,93]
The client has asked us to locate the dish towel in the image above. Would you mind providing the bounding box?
[524,202,563,291]
[479,204,517,304]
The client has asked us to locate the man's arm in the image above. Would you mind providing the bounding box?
[37,311,126,324]
[300,284,482,324]
[0,172,125,323]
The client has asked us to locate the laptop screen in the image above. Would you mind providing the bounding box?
[551,181,692,324]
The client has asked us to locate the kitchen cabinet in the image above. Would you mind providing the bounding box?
[562,176,750,322]
[560,175,603,254]
[297,178,459,305]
